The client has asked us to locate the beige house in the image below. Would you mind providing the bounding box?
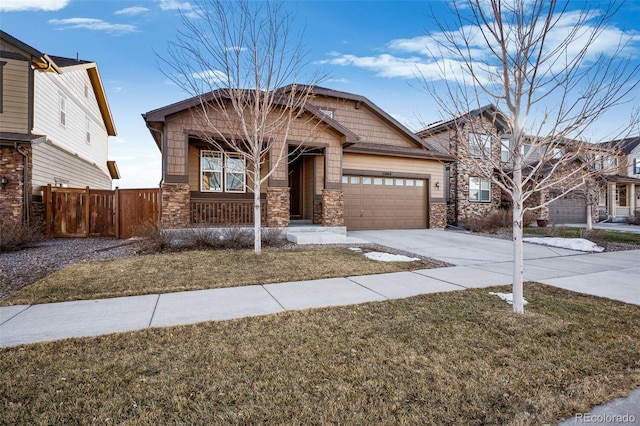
[143,86,452,230]
[0,30,118,223]
[595,137,640,221]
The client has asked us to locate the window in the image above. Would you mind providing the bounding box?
[342,176,348,184]
[469,177,491,202]
[350,176,360,184]
[362,177,372,185]
[85,117,91,144]
[225,154,245,192]
[405,179,414,187]
[373,178,383,185]
[319,109,334,119]
[634,158,640,175]
[468,133,491,158]
[201,151,223,192]
[59,94,66,126]
[201,151,246,193]
[395,179,404,186]
[551,147,563,159]
[500,139,510,162]
[384,178,394,185]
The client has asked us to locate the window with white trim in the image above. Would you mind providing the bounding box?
[634,158,640,175]
[85,116,91,144]
[59,94,66,126]
[319,109,334,119]
[469,177,491,202]
[468,133,491,158]
[200,151,246,193]
[500,139,510,162]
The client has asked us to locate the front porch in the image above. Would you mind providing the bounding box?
[599,178,640,222]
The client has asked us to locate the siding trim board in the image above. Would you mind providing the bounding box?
[342,168,432,180]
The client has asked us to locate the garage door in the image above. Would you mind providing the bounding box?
[343,175,428,230]
[548,192,587,223]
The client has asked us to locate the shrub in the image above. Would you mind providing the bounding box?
[186,227,224,249]
[465,209,538,233]
[627,210,640,225]
[134,221,173,253]
[219,226,253,249]
[261,227,286,247]
[0,218,42,252]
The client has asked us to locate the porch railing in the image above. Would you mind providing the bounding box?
[191,198,267,226]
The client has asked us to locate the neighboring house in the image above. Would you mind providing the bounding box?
[416,105,604,226]
[595,137,640,221]
[143,86,453,230]
[416,105,509,226]
[0,30,118,223]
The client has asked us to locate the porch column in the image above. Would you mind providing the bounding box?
[266,187,290,227]
[161,183,191,228]
[608,183,616,218]
[630,183,636,215]
[321,189,344,227]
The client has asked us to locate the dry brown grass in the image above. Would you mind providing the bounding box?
[2,248,432,305]
[2,283,639,425]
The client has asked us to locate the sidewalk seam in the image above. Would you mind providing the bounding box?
[261,285,287,311]
[345,277,390,299]
[0,305,32,326]
[410,270,469,289]
[148,294,160,327]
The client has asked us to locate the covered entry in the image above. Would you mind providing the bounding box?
[343,175,428,230]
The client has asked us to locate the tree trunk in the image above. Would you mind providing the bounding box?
[253,165,262,254]
[512,165,525,314]
[586,203,593,230]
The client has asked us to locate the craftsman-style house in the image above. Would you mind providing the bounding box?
[143,86,453,231]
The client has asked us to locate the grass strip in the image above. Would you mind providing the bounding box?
[2,248,432,305]
[2,283,639,425]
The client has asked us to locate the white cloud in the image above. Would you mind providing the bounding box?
[157,0,199,19]
[1,0,69,12]
[48,18,137,34]
[192,69,227,84]
[114,6,149,16]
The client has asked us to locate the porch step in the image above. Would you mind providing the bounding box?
[286,231,347,245]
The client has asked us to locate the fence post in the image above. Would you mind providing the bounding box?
[84,186,90,238]
[45,184,52,237]
[115,187,120,239]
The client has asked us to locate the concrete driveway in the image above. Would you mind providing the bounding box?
[348,229,640,305]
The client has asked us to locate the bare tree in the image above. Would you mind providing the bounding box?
[420,0,639,313]
[161,0,325,253]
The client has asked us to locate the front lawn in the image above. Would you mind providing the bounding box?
[523,227,640,246]
[2,283,639,424]
[2,248,434,305]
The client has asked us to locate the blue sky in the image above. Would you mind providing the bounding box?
[2,0,639,188]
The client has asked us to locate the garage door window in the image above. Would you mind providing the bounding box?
[406,179,414,186]
[385,178,394,185]
[416,180,424,187]
[395,179,404,186]
[363,177,372,184]
[350,177,360,184]
[374,178,383,185]
[469,177,491,202]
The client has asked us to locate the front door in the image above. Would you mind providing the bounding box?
[289,159,303,219]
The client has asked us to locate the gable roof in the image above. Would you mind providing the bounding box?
[143,88,360,149]
[280,85,438,152]
[416,104,510,136]
[0,32,116,136]
[0,30,61,73]
[596,136,640,154]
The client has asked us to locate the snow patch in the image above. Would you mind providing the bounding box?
[349,247,363,252]
[489,292,528,305]
[523,237,604,252]
[364,252,419,262]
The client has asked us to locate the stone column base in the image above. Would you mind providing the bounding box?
[161,183,191,228]
[266,187,290,227]
[430,203,447,229]
[322,189,344,227]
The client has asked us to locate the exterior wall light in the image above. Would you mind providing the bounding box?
[1,176,7,190]
[435,181,440,189]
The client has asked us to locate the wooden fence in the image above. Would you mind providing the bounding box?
[44,185,160,238]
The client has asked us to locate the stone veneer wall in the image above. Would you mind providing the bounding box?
[0,145,32,222]
[313,198,323,224]
[430,203,447,229]
[322,189,344,227]
[161,183,191,228]
[266,187,290,227]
